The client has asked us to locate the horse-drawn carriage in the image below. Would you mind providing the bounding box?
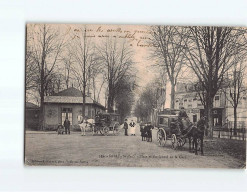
[94,113,121,136]
[156,113,197,149]
[156,112,205,155]
[156,114,183,149]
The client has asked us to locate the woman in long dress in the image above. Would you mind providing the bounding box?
[129,120,136,136]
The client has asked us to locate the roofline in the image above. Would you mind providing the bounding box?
[44,101,106,109]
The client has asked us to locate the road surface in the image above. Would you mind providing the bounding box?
[25,125,245,168]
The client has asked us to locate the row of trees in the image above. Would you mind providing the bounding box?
[134,77,166,123]
[26,24,136,129]
[148,26,247,137]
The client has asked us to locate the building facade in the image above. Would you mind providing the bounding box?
[175,83,247,128]
[43,87,105,130]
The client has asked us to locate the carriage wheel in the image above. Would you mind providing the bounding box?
[102,126,109,136]
[157,128,166,146]
[99,126,105,135]
[177,137,186,147]
[171,134,178,149]
[113,123,120,135]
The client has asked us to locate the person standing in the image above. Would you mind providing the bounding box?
[177,107,189,135]
[124,119,128,136]
[64,118,71,135]
[129,120,136,136]
[145,122,154,142]
[140,121,146,141]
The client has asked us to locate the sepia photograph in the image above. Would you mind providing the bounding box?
[24,23,247,168]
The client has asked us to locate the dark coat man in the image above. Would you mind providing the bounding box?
[140,122,146,141]
[197,116,207,133]
[95,113,101,124]
[124,119,128,136]
[177,107,189,135]
[64,118,71,135]
[144,122,154,142]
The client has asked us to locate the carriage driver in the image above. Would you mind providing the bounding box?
[95,111,102,125]
[177,107,189,135]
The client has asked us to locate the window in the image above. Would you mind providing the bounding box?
[62,108,72,112]
[159,117,168,127]
[192,98,197,108]
[214,96,220,107]
[193,115,197,123]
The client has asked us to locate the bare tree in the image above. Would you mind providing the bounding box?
[183,26,247,137]
[115,76,136,121]
[97,38,134,112]
[25,41,38,91]
[135,79,165,123]
[149,26,188,109]
[26,24,66,130]
[86,57,103,101]
[62,53,73,89]
[223,59,247,133]
[44,72,64,95]
[69,26,97,117]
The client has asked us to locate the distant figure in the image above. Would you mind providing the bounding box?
[129,120,136,136]
[145,122,154,142]
[124,119,128,136]
[64,118,71,135]
[57,123,64,135]
[140,121,146,141]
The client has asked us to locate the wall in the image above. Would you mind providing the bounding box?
[44,104,59,128]
[44,103,105,130]
[25,109,39,129]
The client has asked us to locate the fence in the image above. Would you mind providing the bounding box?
[213,121,246,140]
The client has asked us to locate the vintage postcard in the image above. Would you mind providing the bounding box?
[25,24,246,168]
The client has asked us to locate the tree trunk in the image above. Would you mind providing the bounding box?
[207,100,214,138]
[234,105,237,135]
[39,79,44,130]
[170,82,175,109]
[39,26,46,131]
[82,84,86,117]
[107,95,114,113]
[107,81,114,113]
[93,77,96,100]
[203,106,208,136]
[66,79,69,89]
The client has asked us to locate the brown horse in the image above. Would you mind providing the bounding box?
[187,117,206,155]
